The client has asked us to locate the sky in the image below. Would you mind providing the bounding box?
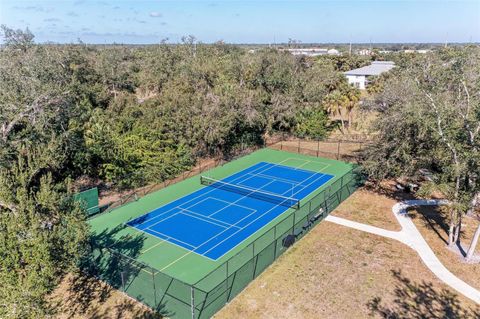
[0,0,479,44]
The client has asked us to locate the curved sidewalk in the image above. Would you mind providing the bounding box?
[325,199,480,305]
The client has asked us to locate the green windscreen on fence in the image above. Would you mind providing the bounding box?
[88,148,363,319]
[73,187,100,217]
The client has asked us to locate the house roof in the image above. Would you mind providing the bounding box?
[344,61,395,76]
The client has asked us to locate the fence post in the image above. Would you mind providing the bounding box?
[152,269,157,307]
[120,271,125,292]
[273,226,277,257]
[191,286,195,319]
[316,139,320,157]
[336,141,341,160]
[297,139,301,153]
[292,209,296,235]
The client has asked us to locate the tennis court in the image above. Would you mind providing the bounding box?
[89,149,359,319]
[126,162,333,260]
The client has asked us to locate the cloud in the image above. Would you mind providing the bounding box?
[149,12,162,18]
[44,18,61,22]
[67,11,79,17]
[12,5,44,12]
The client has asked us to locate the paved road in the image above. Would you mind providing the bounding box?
[326,199,480,305]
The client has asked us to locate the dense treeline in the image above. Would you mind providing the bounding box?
[1,28,366,188]
[0,26,363,317]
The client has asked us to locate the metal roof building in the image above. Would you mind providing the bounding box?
[344,61,395,76]
[344,61,395,89]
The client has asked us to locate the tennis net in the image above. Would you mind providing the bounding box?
[200,176,300,209]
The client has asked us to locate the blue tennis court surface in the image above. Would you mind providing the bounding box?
[127,162,334,260]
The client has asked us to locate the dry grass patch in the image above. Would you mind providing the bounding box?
[215,220,479,319]
[409,206,480,291]
[50,273,163,319]
[330,188,401,231]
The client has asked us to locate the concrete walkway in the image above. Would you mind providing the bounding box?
[325,199,480,304]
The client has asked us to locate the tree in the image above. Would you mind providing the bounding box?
[0,27,69,145]
[294,107,329,139]
[363,47,480,259]
[0,147,88,318]
[0,24,34,52]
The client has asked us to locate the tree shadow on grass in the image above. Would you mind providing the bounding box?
[52,223,173,318]
[410,206,450,246]
[364,182,454,246]
[367,269,480,319]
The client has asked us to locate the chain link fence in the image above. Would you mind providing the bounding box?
[269,134,373,162]
[89,164,363,319]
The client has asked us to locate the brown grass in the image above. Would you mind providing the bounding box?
[409,206,480,290]
[330,188,401,231]
[215,188,480,319]
[50,274,162,319]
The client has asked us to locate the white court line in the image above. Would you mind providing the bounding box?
[245,172,300,186]
[203,196,257,214]
[182,196,256,217]
[284,157,331,173]
[198,171,332,258]
[132,162,272,227]
[160,170,332,271]
[159,178,277,271]
[144,211,181,231]
[132,217,218,261]
[180,209,241,229]
[140,239,168,254]
[160,165,330,270]
[146,227,198,249]
[127,161,278,261]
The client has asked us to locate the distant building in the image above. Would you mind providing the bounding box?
[344,61,395,90]
[404,49,430,54]
[357,49,373,56]
[282,47,341,57]
[327,48,340,55]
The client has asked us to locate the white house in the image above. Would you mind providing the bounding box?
[344,61,395,90]
[357,49,373,56]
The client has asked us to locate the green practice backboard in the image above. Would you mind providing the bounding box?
[74,187,100,217]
